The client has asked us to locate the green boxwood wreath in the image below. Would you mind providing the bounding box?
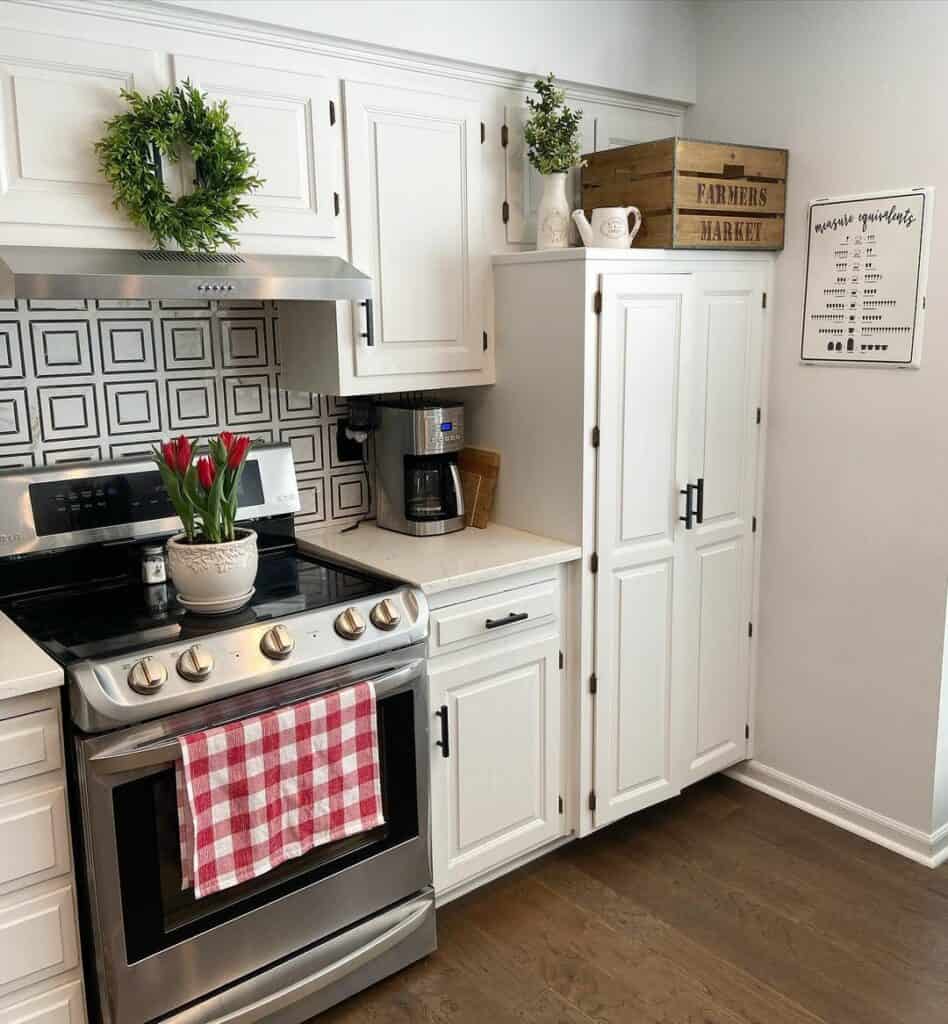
[95,81,265,252]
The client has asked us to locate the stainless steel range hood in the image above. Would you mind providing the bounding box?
[0,246,372,302]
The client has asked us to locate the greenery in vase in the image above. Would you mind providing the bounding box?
[154,432,253,544]
[95,80,264,252]
[523,73,584,175]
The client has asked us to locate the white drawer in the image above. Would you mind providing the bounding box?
[0,977,85,1024]
[0,785,71,896]
[0,885,79,998]
[429,578,560,657]
[0,711,61,786]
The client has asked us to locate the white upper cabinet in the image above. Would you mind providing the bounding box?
[172,55,339,245]
[0,30,167,241]
[592,274,695,827]
[674,270,764,787]
[343,80,490,387]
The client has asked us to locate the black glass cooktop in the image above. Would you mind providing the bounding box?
[1,546,390,663]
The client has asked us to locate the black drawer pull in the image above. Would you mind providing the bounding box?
[435,705,449,758]
[485,612,529,630]
[360,298,374,347]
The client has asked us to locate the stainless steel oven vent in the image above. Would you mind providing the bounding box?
[138,250,245,263]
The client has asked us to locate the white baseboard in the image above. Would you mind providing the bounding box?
[727,760,948,869]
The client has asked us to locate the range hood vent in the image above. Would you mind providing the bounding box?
[0,245,372,302]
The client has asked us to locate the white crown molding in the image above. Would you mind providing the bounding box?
[728,760,947,868]
[9,0,687,116]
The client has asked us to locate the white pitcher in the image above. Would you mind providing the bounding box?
[572,206,642,248]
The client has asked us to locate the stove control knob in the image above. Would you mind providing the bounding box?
[177,645,214,682]
[334,607,366,641]
[128,657,167,695]
[370,598,401,632]
[260,624,294,660]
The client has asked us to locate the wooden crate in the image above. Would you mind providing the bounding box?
[581,137,788,250]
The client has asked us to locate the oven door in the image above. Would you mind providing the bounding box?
[73,644,429,1024]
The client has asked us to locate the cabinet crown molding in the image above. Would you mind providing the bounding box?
[9,0,686,116]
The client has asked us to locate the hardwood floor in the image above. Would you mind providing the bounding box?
[317,775,948,1023]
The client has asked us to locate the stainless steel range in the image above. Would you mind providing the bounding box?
[0,445,435,1024]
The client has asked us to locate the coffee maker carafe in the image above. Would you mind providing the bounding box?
[375,401,465,536]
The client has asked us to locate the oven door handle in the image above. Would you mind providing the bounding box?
[163,892,434,1024]
[88,659,423,776]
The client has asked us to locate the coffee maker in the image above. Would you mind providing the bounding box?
[375,400,466,536]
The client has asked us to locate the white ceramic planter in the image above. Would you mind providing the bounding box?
[166,529,258,607]
[536,172,571,250]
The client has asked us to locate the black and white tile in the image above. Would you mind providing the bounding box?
[0,299,372,527]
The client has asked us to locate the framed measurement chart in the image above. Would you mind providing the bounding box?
[801,187,933,367]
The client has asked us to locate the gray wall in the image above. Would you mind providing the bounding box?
[686,0,948,833]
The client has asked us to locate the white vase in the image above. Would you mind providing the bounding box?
[166,529,258,606]
[536,172,571,250]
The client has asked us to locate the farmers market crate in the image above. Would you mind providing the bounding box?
[580,137,788,250]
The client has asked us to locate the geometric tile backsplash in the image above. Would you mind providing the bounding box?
[0,297,370,529]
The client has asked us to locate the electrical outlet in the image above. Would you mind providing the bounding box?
[336,420,366,463]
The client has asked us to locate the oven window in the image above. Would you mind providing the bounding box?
[112,691,418,964]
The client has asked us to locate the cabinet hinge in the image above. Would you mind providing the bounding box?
[589,673,598,694]
[333,191,340,217]
[502,200,510,225]
[762,291,767,309]
[745,723,750,740]
[501,123,509,148]
[558,650,564,670]
[748,621,754,638]
[588,790,597,812]
[482,331,488,352]
[480,122,486,144]
[558,795,564,814]
[752,515,757,533]
[329,99,336,126]
[593,290,602,315]
[756,407,762,425]
[590,552,599,574]
[591,425,600,448]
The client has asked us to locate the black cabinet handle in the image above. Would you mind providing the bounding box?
[695,477,704,524]
[679,483,696,530]
[485,612,529,630]
[360,299,374,347]
[435,705,449,758]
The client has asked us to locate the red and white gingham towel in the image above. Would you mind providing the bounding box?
[174,681,385,899]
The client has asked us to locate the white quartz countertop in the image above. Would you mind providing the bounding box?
[0,611,64,699]
[297,522,581,595]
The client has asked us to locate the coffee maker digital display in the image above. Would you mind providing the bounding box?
[375,401,465,536]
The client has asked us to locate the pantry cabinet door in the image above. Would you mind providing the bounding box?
[503,103,594,245]
[593,273,695,828]
[675,270,765,787]
[173,55,338,242]
[344,81,486,379]
[0,30,166,238]
[429,632,562,894]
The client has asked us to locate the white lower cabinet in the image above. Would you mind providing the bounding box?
[427,572,567,897]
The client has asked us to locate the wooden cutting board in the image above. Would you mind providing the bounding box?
[458,447,500,529]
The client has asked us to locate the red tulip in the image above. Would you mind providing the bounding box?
[161,441,176,471]
[220,431,234,451]
[175,435,192,474]
[197,456,216,491]
[227,435,251,470]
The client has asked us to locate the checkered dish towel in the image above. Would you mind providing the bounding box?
[174,681,385,899]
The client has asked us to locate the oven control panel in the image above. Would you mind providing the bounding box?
[70,587,429,731]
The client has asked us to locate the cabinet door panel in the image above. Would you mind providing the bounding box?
[0,31,166,232]
[594,274,695,826]
[173,56,337,240]
[345,81,485,378]
[676,270,764,786]
[430,632,562,893]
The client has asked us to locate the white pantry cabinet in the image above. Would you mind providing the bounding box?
[464,249,770,834]
[171,55,339,242]
[426,568,568,898]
